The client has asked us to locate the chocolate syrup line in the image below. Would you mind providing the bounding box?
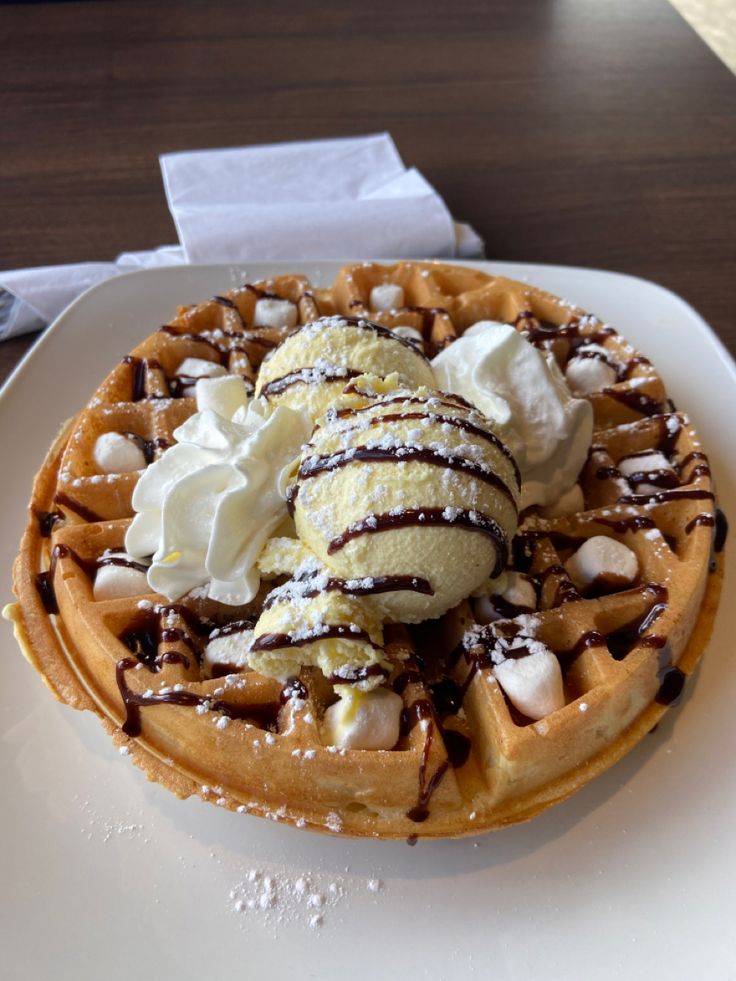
[288,314,432,360]
[242,283,281,301]
[327,507,508,578]
[210,619,256,639]
[35,543,68,614]
[122,355,165,401]
[213,295,246,326]
[685,513,715,535]
[122,431,170,465]
[326,407,521,488]
[35,509,63,538]
[516,312,616,348]
[327,664,390,685]
[619,488,715,506]
[53,492,104,524]
[656,668,686,705]
[263,574,434,611]
[97,553,149,574]
[159,323,280,357]
[602,386,664,417]
[250,624,382,654]
[115,655,282,738]
[260,367,361,399]
[298,444,518,511]
[400,698,448,824]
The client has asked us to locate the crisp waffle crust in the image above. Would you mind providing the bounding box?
[9,262,725,838]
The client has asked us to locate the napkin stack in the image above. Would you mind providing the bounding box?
[0,134,482,342]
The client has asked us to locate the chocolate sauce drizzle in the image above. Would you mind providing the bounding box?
[115,655,283,738]
[36,509,63,538]
[299,445,518,510]
[327,404,521,487]
[605,584,668,661]
[327,507,508,578]
[122,431,170,465]
[263,573,434,612]
[250,625,382,654]
[53,492,104,524]
[260,367,361,399]
[123,356,164,402]
[310,313,434,359]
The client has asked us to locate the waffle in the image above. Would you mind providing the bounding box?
[7,261,726,839]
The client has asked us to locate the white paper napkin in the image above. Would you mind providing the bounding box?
[0,133,482,342]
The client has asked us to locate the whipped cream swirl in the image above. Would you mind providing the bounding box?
[125,390,311,605]
[432,322,593,509]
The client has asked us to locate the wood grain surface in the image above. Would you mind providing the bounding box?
[1,0,734,385]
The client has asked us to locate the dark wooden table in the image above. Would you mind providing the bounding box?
[2,0,734,384]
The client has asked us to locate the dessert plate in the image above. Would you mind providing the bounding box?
[1,261,734,981]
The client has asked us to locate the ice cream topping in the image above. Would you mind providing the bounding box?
[125,385,311,604]
[255,315,435,421]
[432,321,593,509]
[292,378,520,623]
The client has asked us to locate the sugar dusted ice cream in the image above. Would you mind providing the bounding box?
[291,377,520,624]
[255,315,435,422]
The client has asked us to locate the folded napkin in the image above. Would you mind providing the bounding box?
[0,133,482,342]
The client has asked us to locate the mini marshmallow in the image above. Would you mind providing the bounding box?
[203,630,254,679]
[93,432,146,474]
[565,345,618,394]
[369,283,405,312]
[195,375,250,420]
[253,297,298,329]
[176,357,227,380]
[93,563,150,601]
[494,649,565,720]
[323,686,402,751]
[618,452,675,494]
[565,535,639,591]
[391,325,424,350]
[175,357,227,397]
[538,482,585,518]
[473,573,536,624]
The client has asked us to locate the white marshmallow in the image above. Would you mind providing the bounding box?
[473,573,536,624]
[473,594,499,625]
[502,573,537,610]
[565,535,639,591]
[391,325,424,349]
[253,298,298,329]
[494,648,565,720]
[195,375,250,420]
[618,452,674,493]
[93,562,150,601]
[203,630,254,679]
[369,283,405,312]
[323,686,402,751]
[176,357,227,380]
[565,345,618,394]
[175,357,227,397]
[93,432,146,474]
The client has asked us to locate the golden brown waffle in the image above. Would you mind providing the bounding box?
[7,262,726,838]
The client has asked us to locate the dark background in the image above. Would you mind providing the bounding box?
[1,0,734,380]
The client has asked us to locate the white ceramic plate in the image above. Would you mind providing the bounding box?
[2,261,734,981]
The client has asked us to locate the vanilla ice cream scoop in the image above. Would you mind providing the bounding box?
[291,382,520,623]
[255,316,435,422]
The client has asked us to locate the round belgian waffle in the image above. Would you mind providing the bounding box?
[7,261,725,838]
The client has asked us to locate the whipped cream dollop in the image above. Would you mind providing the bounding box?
[432,322,593,509]
[125,385,311,605]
